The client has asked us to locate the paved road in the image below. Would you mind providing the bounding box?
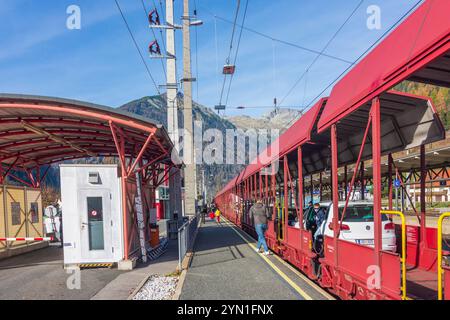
[180,219,333,300]
[0,244,123,300]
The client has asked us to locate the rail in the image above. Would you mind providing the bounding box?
[178,214,201,270]
[438,212,450,300]
[381,210,406,300]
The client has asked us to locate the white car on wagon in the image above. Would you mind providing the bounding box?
[316,201,397,252]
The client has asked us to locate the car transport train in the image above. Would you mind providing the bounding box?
[215,0,450,300]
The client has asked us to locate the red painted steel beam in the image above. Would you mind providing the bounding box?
[271,165,276,220]
[109,122,127,174]
[7,172,34,188]
[388,154,393,210]
[338,115,372,229]
[319,172,323,201]
[420,144,427,248]
[331,124,339,266]
[298,147,304,251]
[360,161,365,200]
[284,156,289,238]
[371,97,382,269]
[127,132,155,177]
[344,165,348,200]
[0,103,157,133]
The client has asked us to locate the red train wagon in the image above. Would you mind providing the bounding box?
[215,0,450,300]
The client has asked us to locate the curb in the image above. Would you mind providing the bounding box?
[127,274,153,300]
[172,268,187,300]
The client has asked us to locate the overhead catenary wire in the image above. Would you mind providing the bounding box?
[114,0,160,95]
[224,0,249,108]
[279,0,424,132]
[218,0,241,109]
[140,0,167,81]
[200,6,353,65]
[155,0,167,52]
[279,0,365,107]
[194,0,200,102]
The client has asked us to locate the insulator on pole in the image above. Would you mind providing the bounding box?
[148,8,161,25]
[149,40,162,56]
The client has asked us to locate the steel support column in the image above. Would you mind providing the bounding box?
[319,172,323,201]
[360,161,365,200]
[283,156,289,237]
[331,124,339,266]
[272,164,276,220]
[344,165,348,200]
[420,144,427,247]
[298,147,304,251]
[388,154,394,210]
[371,98,382,268]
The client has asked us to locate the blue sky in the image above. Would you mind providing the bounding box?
[0,0,422,117]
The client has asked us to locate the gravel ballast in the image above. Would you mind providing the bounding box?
[133,275,179,300]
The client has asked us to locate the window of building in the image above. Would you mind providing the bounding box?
[30,202,39,223]
[11,202,21,225]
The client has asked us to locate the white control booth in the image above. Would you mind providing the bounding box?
[60,164,124,266]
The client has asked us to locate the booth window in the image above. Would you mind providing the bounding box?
[30,202,39,223]
[11,202,21,225]
[87,197,105,250]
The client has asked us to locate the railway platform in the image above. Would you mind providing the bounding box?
[179,218,334,300]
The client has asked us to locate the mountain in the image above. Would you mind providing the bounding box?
[226,108,303,132]
[120,94,242,200]
[119,95,303,199]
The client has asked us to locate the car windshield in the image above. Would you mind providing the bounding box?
[338,205,388,222]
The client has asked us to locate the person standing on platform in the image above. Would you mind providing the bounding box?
[215,208,221,224]
[249,200,272,256]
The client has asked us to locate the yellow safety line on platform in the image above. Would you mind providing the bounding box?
[222,218,326,300]
[270,252,335,300]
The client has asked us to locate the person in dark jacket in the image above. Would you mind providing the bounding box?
[249,200,272,255]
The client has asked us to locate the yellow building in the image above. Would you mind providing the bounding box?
[0,185,45,258]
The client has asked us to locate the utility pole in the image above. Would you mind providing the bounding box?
[166,0,178,148]
[163,0,182,220]
[182,0,197,216]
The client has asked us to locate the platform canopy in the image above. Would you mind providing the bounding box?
[0,94,180,184]
[216,99,327,197]
[318,0,450,133]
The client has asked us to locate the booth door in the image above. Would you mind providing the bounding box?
[79,189,112,261]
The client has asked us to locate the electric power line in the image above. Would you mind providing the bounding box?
[154,0,168,54]
[280,0,424,131]
[224,0,249,107]
[218,0,242,108]
[114,0,160,94]
[279,0,365,106]
[194,0,200,102]
[200,6,353,65]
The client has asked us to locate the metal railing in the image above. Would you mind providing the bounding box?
[381,210,406,300]
[438,212,450,300]
[178,213,201,270]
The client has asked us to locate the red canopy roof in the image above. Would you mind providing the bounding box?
[0,94,178,170]
[318,0,450,133]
